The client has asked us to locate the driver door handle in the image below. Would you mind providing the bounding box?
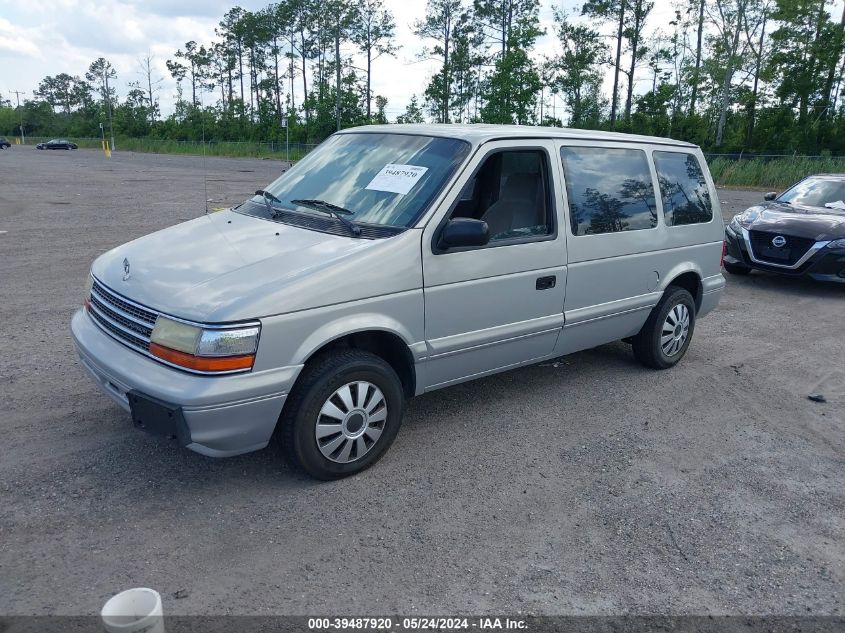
[536,275,556,290]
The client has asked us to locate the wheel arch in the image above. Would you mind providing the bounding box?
[297,326,418,399]
[661,266,703,313]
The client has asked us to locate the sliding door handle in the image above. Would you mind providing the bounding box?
[536,275,556,290]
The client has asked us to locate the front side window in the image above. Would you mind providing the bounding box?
[446,149,552,243]
[654,151,713,226]
[561,146,657,236]
[253,133,469,228]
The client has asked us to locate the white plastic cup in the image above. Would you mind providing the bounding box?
[101,587,165,633]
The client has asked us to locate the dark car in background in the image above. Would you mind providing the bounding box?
[0,137,11,149]
[36,139,78,150]
[724,174,845,282]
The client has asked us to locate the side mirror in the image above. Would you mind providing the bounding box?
[438,218,490,249]
[763,192,777,201]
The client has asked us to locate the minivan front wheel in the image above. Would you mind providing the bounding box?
[281,350,404,480]
[632,286,696,369]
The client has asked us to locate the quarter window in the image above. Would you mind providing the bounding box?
[653,151,713,226]
[561,147,657,236]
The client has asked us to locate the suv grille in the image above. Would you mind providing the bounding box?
[748,230,815,266]
[88,279,158,352]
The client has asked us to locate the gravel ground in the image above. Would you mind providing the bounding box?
[0,148,843,617]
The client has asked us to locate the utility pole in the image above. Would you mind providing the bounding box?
[104,70,115,151]
[12,90,25,143]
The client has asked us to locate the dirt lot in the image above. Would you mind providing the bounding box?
[0,148,843,616]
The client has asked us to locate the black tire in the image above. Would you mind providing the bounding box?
[632,286,696,370]
[724,261,751,275]
[280,349,405,480]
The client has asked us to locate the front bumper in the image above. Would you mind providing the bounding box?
[71,309,303,457]
[724,227,845,282]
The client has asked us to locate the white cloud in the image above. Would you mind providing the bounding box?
[0,17,44,60]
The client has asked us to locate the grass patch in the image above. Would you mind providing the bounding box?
[707,156,845,189]
[115,138,313,161]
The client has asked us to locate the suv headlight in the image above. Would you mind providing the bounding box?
[827,238,845,250]
[150,316,260,373]
[728,216,743,233]
[730,210,761,234]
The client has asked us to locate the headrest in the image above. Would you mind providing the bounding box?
[501,173,539,201]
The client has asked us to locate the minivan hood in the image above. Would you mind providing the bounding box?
[92,210,421,322]
[742,202,845,241]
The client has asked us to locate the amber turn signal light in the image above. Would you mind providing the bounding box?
[149,342,255,373]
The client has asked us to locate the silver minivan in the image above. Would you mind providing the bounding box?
[71,125,725,479]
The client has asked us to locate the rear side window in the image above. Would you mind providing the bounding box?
[560,147,657,236]
[654,151,713,226]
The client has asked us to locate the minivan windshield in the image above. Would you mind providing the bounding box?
[777,177,845,209]
[252,132,470,227]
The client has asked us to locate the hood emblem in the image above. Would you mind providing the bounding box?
[771,235,787,248]
[122,258,131,281]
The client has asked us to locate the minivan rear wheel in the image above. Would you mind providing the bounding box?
[280,349,405,480]
[632,286,696,370]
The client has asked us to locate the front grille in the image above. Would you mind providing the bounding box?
[748,230,815,266]
[89,279,158,352]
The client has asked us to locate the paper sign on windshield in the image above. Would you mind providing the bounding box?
[365,164,429,195]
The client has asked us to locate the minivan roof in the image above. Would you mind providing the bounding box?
[340,123,699,149]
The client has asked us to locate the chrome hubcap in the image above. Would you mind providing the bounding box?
[661,303,690,357]
[315,381,387,463]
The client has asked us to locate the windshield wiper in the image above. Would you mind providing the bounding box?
[255,189,284,217]
[291,199,362,236]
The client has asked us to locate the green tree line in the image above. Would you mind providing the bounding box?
[1,0,844,154]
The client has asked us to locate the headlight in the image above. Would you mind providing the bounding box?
[729,214,752,233]
[827,238,845,250]
[728,217,743,233]
[730,210,760,233]
[197,328,261,356]
[149,316,260,373]
[150,317,200,353]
